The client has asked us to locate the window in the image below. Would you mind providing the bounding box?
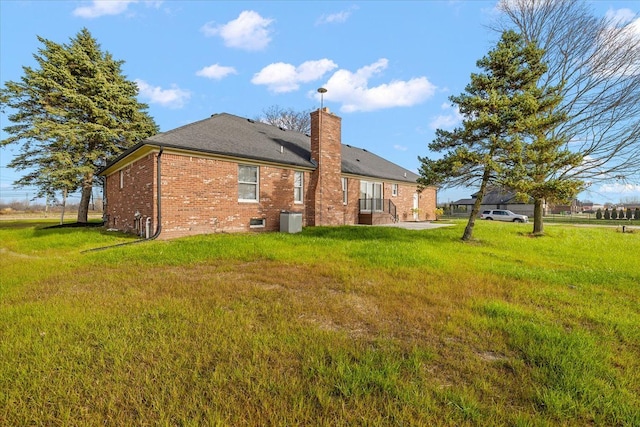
[342,177,348,205]
[238,165,259,201]
[392,183,398,197]
[360,181,383,211]
[249,218,265,228]
[119,170,124,189]
[294,171,303,203]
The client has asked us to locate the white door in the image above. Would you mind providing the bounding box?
[413,193,419,220]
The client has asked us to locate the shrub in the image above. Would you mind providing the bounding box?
[434,208,444,220]
[619,209,626,220]
[604,208,611,220]
[596,208,602,220]
[626,208,633,220]
[611,208,618,220]
[635,208,640,220]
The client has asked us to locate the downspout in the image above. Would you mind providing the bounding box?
[148,147,163,240]
[82,147,163,253]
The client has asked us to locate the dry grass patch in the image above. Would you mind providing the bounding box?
[1,221,639,426]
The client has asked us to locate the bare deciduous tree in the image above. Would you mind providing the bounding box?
[256,105,312,134]
[495,0,640,188]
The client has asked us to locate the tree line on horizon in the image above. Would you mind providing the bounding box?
[596,207,640,221]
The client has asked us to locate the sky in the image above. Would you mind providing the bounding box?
[1,0,640,206]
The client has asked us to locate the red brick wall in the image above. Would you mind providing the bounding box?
[387,183,437,221]
[349,180,436,222]
[418,186,437,220]
[161,154,316,238]
[309,108,345,226]
[104,153,156,235]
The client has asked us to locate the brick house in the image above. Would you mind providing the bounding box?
[451,187,541,217]
[99,108,436,239]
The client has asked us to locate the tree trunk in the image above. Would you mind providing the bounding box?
[462,170,491,241]
[532,197,545,235]
[77,173,93,223]
[60,188,67,225]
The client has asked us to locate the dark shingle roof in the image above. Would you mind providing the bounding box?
[481,188,519,204]
[342,144,419,182]
[103,112,418,183]
[455,187,533,205]
[146,113,315,168]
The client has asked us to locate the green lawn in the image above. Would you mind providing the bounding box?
[1,220,638,426]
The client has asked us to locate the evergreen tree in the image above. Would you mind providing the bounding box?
[1,28,158,223]
[596,208,602,220]
[635,208,640,220]
[419,30,572,240]
[611,208,618,220]
[626,208,633,220]
[604,208,611,220]
[497,0,640,193]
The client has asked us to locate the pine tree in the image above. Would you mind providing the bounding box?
[611,208,618,220]
[495,38,583,235]
[419,30,571,240]
[1,28,158,222]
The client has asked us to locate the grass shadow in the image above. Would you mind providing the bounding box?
[300,225,458,244]
[30,222,136,240]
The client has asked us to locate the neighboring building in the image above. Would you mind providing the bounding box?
[580,202,604,213]
[99,108,436,239]
[451,187,540,217]
[548,199,580,215]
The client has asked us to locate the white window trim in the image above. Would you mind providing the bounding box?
[238,164,259,202]
[392,183,398,197]
[342,177,348,205]
[249,218,266,228]
[294,171,303,204]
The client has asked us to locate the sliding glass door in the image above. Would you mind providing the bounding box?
[360,181,383,212]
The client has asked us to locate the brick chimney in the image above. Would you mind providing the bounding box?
[308,107,343,226]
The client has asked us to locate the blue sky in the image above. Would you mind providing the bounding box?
[1,0,639,205]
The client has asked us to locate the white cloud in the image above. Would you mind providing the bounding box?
[429,102,463,130]
[605,8,637,26]
[598,183,640,194]
[135,79,190,108]
[252,59,338,93]
[393,144,408,151]
[319,58,436,113]
[316,6,358,25]
[201,10,273,51]
[196,64,237,80]
[593,9,640,77]
[73,0,161,18]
